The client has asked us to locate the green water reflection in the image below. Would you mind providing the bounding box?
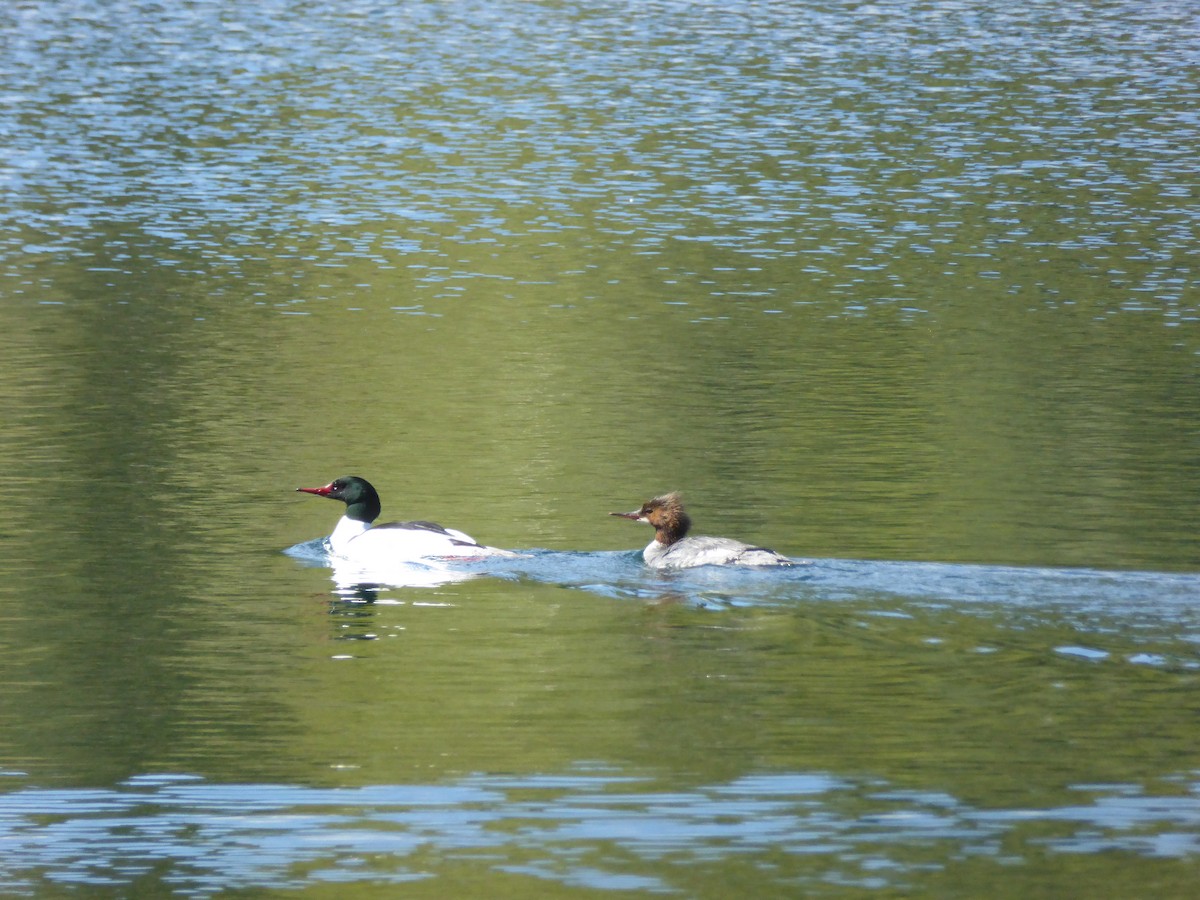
[2,225,1195,569]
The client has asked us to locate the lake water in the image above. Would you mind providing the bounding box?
[1,0,1198,895]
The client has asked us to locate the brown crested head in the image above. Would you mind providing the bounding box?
[609,491,692,544]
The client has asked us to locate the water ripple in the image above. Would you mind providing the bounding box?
[2,0,1197,327]
[0,769,1196,896]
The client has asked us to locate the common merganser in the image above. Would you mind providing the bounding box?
[610,492,792,569]
[297,475,514,563]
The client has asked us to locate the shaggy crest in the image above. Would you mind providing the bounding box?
[638,492,692,544]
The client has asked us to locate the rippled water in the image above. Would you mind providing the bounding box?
[4,0,1199,316]
[3,768,1198,896]
[1,0,1199,896]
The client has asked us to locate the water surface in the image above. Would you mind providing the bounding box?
[1,0,1198,896]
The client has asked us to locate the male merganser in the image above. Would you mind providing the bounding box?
[610,492,792,569]
[297,475,514,563]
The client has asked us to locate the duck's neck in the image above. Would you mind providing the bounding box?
[654,513,691,546]
[344,495,381,524]
[330,515,371,553]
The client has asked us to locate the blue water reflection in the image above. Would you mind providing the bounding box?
[291,537,1200,623]
[0,769,1196,895]
[4,0,1199,331]
[288,540,1200,681]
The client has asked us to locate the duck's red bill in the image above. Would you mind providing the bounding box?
[297,484,335,496]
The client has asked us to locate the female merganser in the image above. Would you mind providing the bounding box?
[297,475,514,563]
[610,492,792,569]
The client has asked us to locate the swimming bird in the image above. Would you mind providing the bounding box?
[610,492,792,569]
[297,475,514,564]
